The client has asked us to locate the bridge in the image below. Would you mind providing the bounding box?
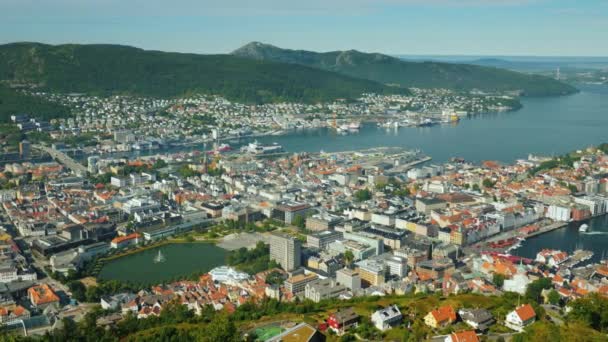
[33,145,88,176]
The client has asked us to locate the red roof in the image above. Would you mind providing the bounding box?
[450,331,479,342]
[515,304,536,321]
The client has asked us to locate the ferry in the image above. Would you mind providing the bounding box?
[579,223,589,233]
[242,140,283,155]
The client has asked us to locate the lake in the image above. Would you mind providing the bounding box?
[98,243,227,285]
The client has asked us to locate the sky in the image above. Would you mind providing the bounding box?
[1,0,607,56]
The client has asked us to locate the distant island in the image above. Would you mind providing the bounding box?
[232,42,578,97]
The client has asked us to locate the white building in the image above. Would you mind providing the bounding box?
[505,304,536,332]
[371,304,402,331]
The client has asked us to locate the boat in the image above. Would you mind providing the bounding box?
[579,223,589,233]
[206,143,232,155]
[348,122,361,131]
[242,140,284,154]
[154,250,166,263]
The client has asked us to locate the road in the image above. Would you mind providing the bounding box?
[33,144,88,176]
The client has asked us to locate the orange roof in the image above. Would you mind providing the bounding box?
[430,305,457,324]
[111,233,141,244]
[28,284,60,305]
[515,304,536,321]
[450,331,479,342]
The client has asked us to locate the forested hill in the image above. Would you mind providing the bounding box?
[0,42,407,103]
[232,42,578,97]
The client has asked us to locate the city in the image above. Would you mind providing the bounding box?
[1,1,608,341]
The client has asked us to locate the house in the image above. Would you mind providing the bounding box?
[327,307,360,335]
[371,304,402,331]
[444,330,480,342]
[458,308,495,331]
[28,284,60,309]
[424,305,457,328]
[505,304,536,332]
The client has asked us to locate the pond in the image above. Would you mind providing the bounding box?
[97,242,227,285]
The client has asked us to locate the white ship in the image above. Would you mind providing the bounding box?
[579,224,589,233]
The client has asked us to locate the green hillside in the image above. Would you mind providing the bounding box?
[0,84,71,122]
[232,42,578,96]
[0,42,406,104]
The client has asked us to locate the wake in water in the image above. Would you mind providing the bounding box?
[581,231,608,236]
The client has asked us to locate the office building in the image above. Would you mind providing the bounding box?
[269,232,302,271]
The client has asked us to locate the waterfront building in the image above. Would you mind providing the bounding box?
[269,232,301,271]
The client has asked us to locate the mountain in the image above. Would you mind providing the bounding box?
[0,42,406,105]
[233,42,578,96]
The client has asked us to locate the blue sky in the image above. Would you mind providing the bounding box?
[1,0,607,56]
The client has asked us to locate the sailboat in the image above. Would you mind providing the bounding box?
[154,250,166,263]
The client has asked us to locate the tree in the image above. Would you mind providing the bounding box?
[199,314,238,342]
[493,273,505,288]
[547,289,560,305]
[354,188,372,202]
[526,278,553,303]
[482,178,496,188]
[343,250,355,266]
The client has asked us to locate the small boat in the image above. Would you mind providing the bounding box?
[579,224,589,233]
[154,250,166,263]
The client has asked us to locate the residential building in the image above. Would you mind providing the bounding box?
[424,305,457,328]
[458,308,495,331]
[505,304,536,332]
[371,304,402,331]
[327,307,360,335]
[445,331,480,342]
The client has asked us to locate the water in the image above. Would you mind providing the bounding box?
[247,84,608,163]
[513,215,608,265]
[119,84,608,164]
[98,243,227,284]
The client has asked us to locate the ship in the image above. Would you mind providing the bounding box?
[154,250,166,263]
[242,140,284,155]
[579,223,589,233]
[206,143,232,155]
[348,122,361,131]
